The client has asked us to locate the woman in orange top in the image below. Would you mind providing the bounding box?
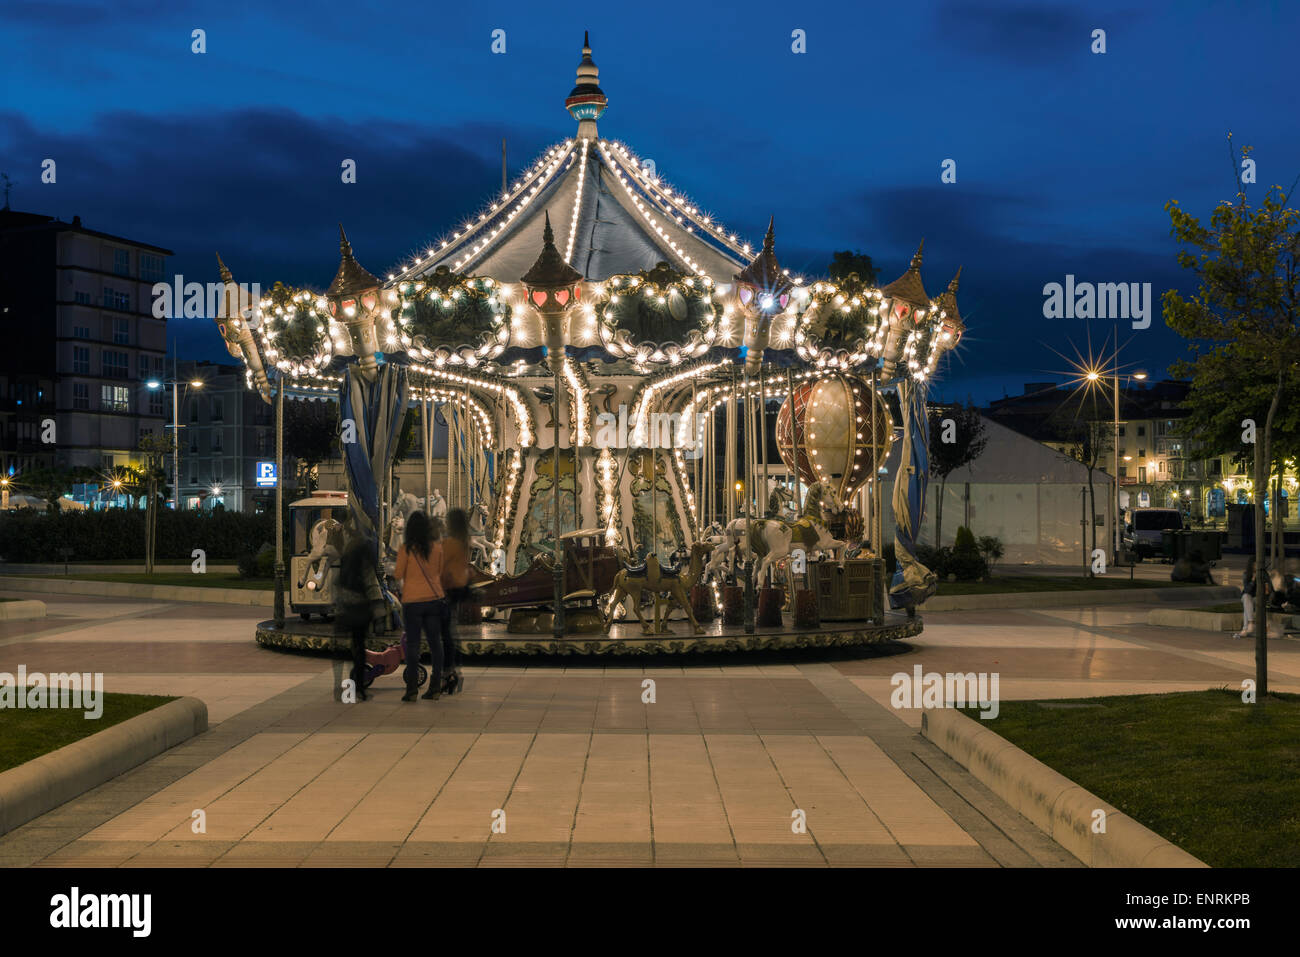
[395,511,446,701]
[439,508,472,695]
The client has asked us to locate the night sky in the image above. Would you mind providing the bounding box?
[3,0,1295,403]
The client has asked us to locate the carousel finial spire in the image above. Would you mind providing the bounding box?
[946,264,962,294]
[216,252,232,283]
[327,223,380,298]
[763,216,775,250]
[565,31,607,139]
[910,238,925,270]
[521,210,582,288]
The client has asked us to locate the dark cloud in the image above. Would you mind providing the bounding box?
[933,0,1106,65]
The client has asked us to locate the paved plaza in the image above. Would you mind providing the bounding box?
[1,586,1295,867]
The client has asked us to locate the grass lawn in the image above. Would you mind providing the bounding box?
[961,690,1300,867]
[935,575,1209,596]
[31,572,271,590]
[0,692,177,773]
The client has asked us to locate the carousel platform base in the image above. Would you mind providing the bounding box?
[254,613,922,658]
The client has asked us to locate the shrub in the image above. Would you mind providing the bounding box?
[0,510,276,563]
[977,535,1005,573]
[948,526,988,580]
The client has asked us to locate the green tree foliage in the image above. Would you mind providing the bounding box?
[283,398,337,492]
[7,466,97,511]
[1163,140,1300,698]
[827,251,879,287]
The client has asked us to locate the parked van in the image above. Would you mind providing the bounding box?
[1127,507,1184,558]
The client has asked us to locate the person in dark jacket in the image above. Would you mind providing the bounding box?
[440,508,472,695]
[337,528,384,700]
[1236,557,1259,639]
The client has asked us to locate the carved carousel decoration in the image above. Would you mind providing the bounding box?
[221,34,966,655]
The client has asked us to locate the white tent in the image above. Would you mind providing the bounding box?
[881,415,1114,565]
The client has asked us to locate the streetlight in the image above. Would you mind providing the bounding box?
[146,377,204,510]
[1110,368,1147,561]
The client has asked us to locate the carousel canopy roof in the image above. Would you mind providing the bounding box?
[393,36,752,286]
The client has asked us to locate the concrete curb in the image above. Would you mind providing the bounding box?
[1147,608,1295,632]
[922,708,1206,868]
[0,576,272,607]
[0,696,207,837]
[0,599,46,621]
[924,584,1237,612]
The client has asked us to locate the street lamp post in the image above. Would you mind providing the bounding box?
[147,376,204,511]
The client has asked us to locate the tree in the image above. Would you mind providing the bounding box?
[927,402,988,545]
[283,398,337,493]
[11,466,96,511]
[827,250,879,287]
[1063,412,1109,574]
[136,434,170,573]
[1163,139,1300,701]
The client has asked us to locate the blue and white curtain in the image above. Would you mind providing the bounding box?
[339,364,409,582]
[890,378,937,609]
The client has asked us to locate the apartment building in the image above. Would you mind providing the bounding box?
[0,208,171,479]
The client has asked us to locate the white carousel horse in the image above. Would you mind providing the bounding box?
[426,488,448,523]
[298,518,345,592]
[468,500,493,567]
[719,514,848,586]
[383,491,424,576]
[767,485,797,521]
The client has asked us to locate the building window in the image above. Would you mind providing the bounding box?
[73,383,89,410]
[1138,467,1147,483]
[1138,448,1146,459]
[1118,426,1126,437]
[74,325,91,339]
[211,396,223,421]
[149,390,164,415]
[73,346,90,374]
[113,248,131,276]
[189,433,199,453]
[100,385,129,413]
[1118,466,1127,478]
[114,317,129,344]
[190,399,199,423]
[212,460,224,483]
[1160,461,1167,474]
[74,291,91,305]
[141,254,165,282]
[1211,459,1223,476]
[212,430,223,452]
[102,350,129,378]
[1137,425,1146,437]
[102,287,130,310]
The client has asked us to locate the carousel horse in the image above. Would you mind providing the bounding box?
[297,518,345,592]
[650,542,711,635]
[426,488,448,523]
[468,500,493,567]
[719,514,848,587]
[766,485,797,521]
[381,491,424,578]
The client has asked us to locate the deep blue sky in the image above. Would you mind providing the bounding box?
[3,0,1295,404]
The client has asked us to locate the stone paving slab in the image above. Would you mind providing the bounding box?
[7,592,1280,868]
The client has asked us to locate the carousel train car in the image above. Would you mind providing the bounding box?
[472,529,619,633]
[289,489,349,620]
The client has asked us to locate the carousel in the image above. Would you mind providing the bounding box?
[223,35,965,655]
